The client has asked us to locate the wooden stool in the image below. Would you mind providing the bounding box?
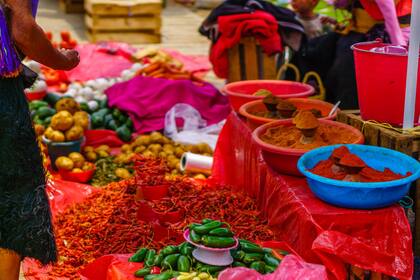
[227,37,281,82]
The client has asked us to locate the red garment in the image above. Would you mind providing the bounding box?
[210,11,283,79]
[359,0,411,21]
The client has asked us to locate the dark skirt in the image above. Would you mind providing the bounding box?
[0,76,57,264]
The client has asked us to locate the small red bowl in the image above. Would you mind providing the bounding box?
[239,98,338,131]
[252,120,364,176]
[59,166,96,183]
[25,89,47,101]
[222,80,314,112]
[137,201,184,224]
[136,184,169,201]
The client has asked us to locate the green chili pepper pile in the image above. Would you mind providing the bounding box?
[189,219,235,248]
[230,239,284,274]
[90,157,133,186]
[130,220,285,279]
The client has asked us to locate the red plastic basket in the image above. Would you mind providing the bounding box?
[59,166,95,183]
[352,41,420,125]
[252,120,364,176]
[239,98,337,130]
[222,80,314,112]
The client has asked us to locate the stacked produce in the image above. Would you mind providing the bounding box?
[89,107,134,141]
[55,152,95,173]
[30,94,135,141]
[118,132,213,178]
[129,220,283,279]
[42,98,88,142]
[26,157,274,278]
[133,48,201,81]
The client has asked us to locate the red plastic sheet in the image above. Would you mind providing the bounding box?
[84,129,125,147]
[46,178,96,217]
[218,255,328,280]
[79,254,142,280]
[212,113,413,280]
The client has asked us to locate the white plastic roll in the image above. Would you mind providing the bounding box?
[180,152,213,175]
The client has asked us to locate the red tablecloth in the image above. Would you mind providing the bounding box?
[212,113,413,280]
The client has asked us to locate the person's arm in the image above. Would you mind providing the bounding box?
[6,0,79,70]
[375,0,406,45]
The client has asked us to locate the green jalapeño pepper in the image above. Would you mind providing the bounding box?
[144,271,173,280]
[208,227,234,237]
[198,265,226,274]
[177,255,191,272]
[180,243,194,257]
[232,261,246,267]
[160,245,179,256]
[134,267,151,277]
[201,218,215,224]
[145,249,156,267]
[193,221,224,234]
[129,248,148,262]
[265,265,276,273]
[201,235,235,248]
[250,261,266,274]
[243,253,264,264]
[264,253,280,267]
[161,254,180,270]
[239,240,264,253]
[154,254,165,266]
[189,230,202,244]
[232,250,246,261]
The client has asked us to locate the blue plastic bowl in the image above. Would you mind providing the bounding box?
[297,144,420,209]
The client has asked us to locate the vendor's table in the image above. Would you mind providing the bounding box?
[212,113,413,280]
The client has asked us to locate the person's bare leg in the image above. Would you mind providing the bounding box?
[0,248,20,280]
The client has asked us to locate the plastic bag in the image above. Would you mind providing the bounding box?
[218,255,328,280]
[164,103,225,150]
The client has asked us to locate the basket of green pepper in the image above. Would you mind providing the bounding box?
[186,219,237,249]
[183,219,238,266]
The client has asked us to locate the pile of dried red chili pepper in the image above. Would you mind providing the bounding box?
[25,156,274,278]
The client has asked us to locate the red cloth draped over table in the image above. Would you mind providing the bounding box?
[212,113,413,280]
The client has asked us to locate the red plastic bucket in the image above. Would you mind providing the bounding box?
[222,80,314,112]
[352,41,420,125]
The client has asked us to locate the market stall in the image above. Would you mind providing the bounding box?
[212,113,414,280]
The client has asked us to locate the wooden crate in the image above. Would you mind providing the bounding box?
[227,37,281,82]
[336,111,420,159]
[85,0,162,44]
[59,0,84,13]
[337,110,420,256]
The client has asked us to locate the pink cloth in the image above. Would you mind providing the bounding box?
[375,0,409,46]
[66,43,135,81]
[105,76,231,133]
[218,255,328,280]
[163,49,212,74]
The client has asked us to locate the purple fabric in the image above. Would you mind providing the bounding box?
[32,0,39,17]
[0,0,38,76]
[0,8,20,76]
[105,76,231,133]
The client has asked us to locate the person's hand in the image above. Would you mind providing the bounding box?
[60,49,80,70]
[320,16,337,26]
